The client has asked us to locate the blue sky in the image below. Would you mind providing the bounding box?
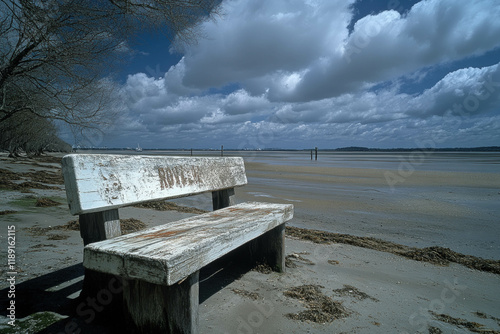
[68,0,500,149]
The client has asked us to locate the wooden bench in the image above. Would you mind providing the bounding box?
[61,154,293,333]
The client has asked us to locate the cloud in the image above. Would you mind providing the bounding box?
[167,0,500,103]
[181,0,353,91]
[408,62,500,117]
[108,0,500,149]
[287,0,500,102]
[220,89,270,116]
[117,61,500,147]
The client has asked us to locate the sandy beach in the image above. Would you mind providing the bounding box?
[1,152,499,333]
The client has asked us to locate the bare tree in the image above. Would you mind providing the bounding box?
[0,0,220,129]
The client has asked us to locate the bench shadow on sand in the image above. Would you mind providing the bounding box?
[0,247,259,333]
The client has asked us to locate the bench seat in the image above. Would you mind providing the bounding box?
[84,202,293,286]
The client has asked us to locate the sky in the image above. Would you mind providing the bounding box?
[68,0,500,149]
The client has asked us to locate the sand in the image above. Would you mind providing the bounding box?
[1,152,499,334]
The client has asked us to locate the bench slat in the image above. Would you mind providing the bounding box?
[62,154,247,215]
[83,202,293,285]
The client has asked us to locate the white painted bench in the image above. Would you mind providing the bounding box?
[61,154,293,333]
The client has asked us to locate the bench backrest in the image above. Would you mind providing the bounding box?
[62,154,247,215]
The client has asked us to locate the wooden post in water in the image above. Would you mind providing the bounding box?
[315,147,318,161]
[310,150,313,160]
[221,145,224,157]
[190,148,193,156]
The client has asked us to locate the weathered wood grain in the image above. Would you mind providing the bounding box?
[78,209,123,309]
[62,154,247,215]
[84,202,293,285]
[212,188,235,210]
[123,272,199,334]
[79,209,121,246]
[248,224,286,272]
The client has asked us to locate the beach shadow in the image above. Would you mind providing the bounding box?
[0,263,84,320]
[199,246,257,304]
[1,248,263,333]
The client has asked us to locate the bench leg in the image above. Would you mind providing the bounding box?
[79,209,123,316]
[250,224,286,273]
[123,271,199,334]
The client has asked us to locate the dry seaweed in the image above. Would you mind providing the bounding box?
[0,168,22,181]
[430,311,500,334]
[286,226,500,275]
[252,263,273,274]
[33,155,63,164]
[231,288,261,300]
[0,168,62,190]
[332,285,379,302]
[285,252,315,268]
[25,226,52,236]
[133,200,207,214]
[35,197,61,207]
[285,257,298,268]
[473,311,500,327]
[17,181,60,190]
[0,210,17,215]
[59,220,80,231]
[0,178,30,191]
[120,218,147,235]
[47,234,69,240]
[24,170,64,184]
[284,285,349,323]
[29,244,58,249]
[428,326,443,334]
[25,218,147,237]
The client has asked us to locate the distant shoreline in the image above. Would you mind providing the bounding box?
[71,146,500,152]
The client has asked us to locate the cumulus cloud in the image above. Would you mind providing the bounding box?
[408,62,500,117]
[167,0,500,103]
[288,0,500,102]
[111,0,500,148]
[181,0,353,91]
